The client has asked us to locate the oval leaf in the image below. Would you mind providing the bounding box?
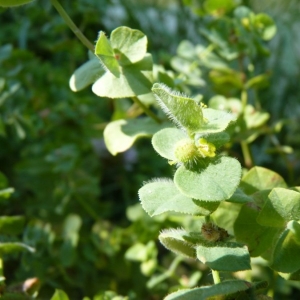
[152,128,187,161]
[104,118,167,155]
[110,26,147,65]
[92,54,153,98]
[139,179,215,216]
[174,156,241,201]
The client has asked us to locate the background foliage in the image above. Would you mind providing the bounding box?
[1,0,300,299]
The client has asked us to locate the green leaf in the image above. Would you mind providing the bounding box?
[104,118,167,155]
[139,179,215,216]
[227,188,252,203]
[204,0,236,15]
[174,156,241,201]
[159,229,196,259]
[50,289,69,300]
[244,105,270,129]
[0,188,14,199]
[196,241,251,271]
[95,32,120,77]
[254,13,277,41]
[92,53,153,98]
[110,26,147,65]
[152,83,204,133]
[69,55,104,92]
[125,243,148,262]
[245,74,270,90]
[271,221,300,273]
[0,242,35,255]
[234,198,280,257]
[164,280,251,300]
[152,128,187,161]
[0,216,25,235]
[240,167,287,195]
[257,188,300,227]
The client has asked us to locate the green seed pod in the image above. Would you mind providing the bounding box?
[174,138,199,165]
[201,222,229,242]
[0,0,34,7]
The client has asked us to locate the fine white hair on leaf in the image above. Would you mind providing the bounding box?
[153,94,185,130]
[97,58,109,73]
[142,177,173,186]
[159,227,186,235]
[153,83,190,99]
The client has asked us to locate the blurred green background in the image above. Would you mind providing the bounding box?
[0,0,300,299]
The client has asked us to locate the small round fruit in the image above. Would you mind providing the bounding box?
[174,138,199,165]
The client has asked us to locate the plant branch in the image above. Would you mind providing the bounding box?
[50,0,94,52]
[131,96,162,123]
[241,141,253,168]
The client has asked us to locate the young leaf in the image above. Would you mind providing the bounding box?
[159,229,196,259]
[139,179,215,216]
[196,241,251,271]
[104,118,167,155]
[95,31,120,77]
[152,83,204,133]
[164,280,251,300]
[174,156,241,201]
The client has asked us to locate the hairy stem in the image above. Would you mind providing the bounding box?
[50,0,94,52]
[131,97,162,123]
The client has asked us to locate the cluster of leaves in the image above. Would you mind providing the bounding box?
[1,0,300,299]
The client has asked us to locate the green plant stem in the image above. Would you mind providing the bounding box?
[241,89,247,111]
[241,141,253,168]
[212,269,221,284]
[240,88,253,168]
[50,0,94,52]
[131,97,162,123]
